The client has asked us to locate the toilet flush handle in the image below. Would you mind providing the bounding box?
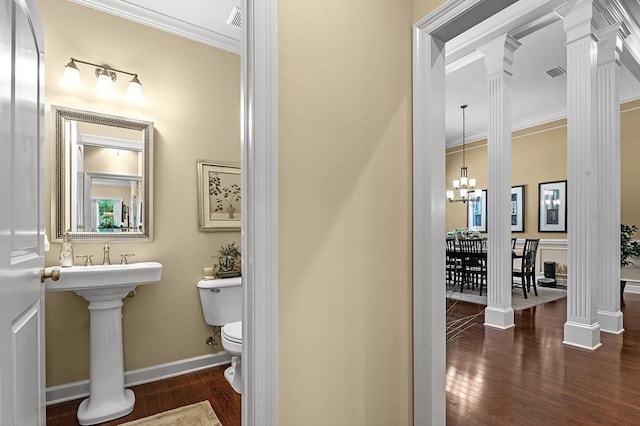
[210,288,220,293]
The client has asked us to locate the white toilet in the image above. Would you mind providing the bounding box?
[197,277,243,394]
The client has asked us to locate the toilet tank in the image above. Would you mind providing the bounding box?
[197,277,242,326]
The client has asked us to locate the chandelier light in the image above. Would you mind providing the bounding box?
[58,58,145,103]
[447,104,481,203]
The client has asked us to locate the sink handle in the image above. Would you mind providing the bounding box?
[76,254,94,266]
[120,253,135,264]
[41,268,61,283]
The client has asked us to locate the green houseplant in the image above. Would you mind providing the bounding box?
[215,242,241,278]
[620,224,640,297]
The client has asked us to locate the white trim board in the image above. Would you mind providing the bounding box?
[414,1,574,424]
[624,283,640,294]
[241,0,278,425]
[45,352,231,406]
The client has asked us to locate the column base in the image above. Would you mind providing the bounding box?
[563,321,601,350]
[597,309,624,334]
[484,306,515,330]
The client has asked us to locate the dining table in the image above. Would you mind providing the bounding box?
[446,238,521,294]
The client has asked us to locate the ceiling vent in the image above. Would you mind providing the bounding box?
[227,6,242,28]
[546,66,566,78]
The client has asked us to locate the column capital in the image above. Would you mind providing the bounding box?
[477,33,521,77]
[556,0,599,44]
[596,23,624,67]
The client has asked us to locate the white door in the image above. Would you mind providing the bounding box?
[0,0,46,424]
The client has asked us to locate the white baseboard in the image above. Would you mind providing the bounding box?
[624,282,640,294]
[46,352,231,406]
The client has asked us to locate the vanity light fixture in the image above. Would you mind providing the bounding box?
[58,59,83,91]
[446,104,481,203]
[58,57,145,103]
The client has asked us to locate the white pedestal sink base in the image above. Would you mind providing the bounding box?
[44,262,163,425]
[77,389,135,425]
[75,286,136,425]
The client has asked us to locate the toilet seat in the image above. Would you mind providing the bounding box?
[222,321,242,344]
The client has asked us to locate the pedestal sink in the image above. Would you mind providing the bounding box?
[45,262,162,425]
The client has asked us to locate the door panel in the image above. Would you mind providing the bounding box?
[12,0,40,254]
[13,302,41,426]
[0,0,46,425]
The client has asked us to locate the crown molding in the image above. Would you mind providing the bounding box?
[415,0,484,33]
[447,108,565,147]
[70,0,241,55]
[446,89,640,147]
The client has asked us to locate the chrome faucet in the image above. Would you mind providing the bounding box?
[76,254,93,266]
[102,242,111,265]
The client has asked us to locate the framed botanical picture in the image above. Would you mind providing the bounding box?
[538,180,567,232]
[511,185,525,233]
[467,189,487,233]
[197,160,241,231]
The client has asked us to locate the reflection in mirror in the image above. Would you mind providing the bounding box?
[53,106,153,241]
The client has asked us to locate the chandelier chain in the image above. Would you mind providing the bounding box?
[446,104,479,203]
[461,104,467,167]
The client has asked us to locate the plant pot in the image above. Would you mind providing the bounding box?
[216,270,241,279]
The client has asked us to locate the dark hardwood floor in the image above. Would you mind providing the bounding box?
[46,365,240,426]
[447,293,640,425]
[48,294,640,425]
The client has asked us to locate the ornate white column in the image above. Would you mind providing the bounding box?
[559,0,601,350]
[596,23,624,334]
[477,34,521,330]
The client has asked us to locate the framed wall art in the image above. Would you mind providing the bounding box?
[197,160,241,231]
[511,185,525,233]
[538,180,566,232]
[467,189,487,233]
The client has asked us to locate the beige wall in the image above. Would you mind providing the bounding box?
[621,99,640,227]
[446,100,640,238]
[84,146,140,176]
[277,0,442,424]
[40,0,448,424]
[40,0,240,386]
[414,0,440,21]
[91,184,130,202]
[446,120,568,238]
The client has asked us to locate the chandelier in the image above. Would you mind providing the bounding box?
[447,104,481,203]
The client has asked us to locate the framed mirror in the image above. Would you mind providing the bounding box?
[53,106,153,241]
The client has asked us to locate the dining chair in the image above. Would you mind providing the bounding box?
[445,238,461,290]
[511,237,517,250]
[458,238,487,294]
[512,238,540,299]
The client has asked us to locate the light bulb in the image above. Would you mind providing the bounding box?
[453,180,460,189]
[468,178,476,188]
[125,75,145,103]
[58,60,83,90]
[94,68,115,98]
[446,190,454,200]
[460,176,468,187]
[459,188,467,198]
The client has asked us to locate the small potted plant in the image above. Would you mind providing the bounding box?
[620,224,640,297]
[215,242,241,278]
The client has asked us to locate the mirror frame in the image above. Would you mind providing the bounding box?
[52,105,154,241]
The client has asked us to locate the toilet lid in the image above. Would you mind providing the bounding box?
[222,321,242,344]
